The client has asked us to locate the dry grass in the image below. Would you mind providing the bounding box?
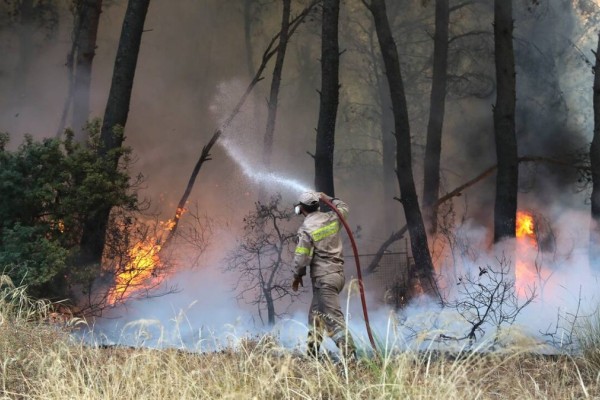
[577,307,600,380]
[0,281,598,399]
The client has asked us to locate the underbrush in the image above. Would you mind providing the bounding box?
[0,280,599,399]
[0,276,64,396]
[576,307,600,381]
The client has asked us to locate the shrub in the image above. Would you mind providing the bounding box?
[0,125,139,301]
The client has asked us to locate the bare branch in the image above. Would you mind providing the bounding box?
[224,195,299,325]
[368,155,582,274]
[448,30,492,45]
[443,258,536,346]
[161,0,322,249]
[449,0,485,13]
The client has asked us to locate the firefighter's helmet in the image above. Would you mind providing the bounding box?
[297,191,319,206]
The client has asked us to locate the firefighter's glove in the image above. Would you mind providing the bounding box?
[292,276,304,292]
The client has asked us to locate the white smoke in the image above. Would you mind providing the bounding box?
[17,1,599,355]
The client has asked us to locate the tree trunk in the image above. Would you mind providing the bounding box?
[12,0,35,110]
[72,0,104,140]
[380,79,397,234]
[243,0,256,78]
[590,33,600,269]
[243,0,264,183]
[259,0,291,201]
[422,0,449,235]
[493,0,518,242]
[314,0,340,196]
[99,0,150,156]
[366,0,439,299]
[368,15,397,235]
[78,0,150,267]
[264,288,276,325]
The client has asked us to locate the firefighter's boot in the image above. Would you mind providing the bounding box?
[335,336,356,361]
[307,329,322,358]
[307,341,320,358]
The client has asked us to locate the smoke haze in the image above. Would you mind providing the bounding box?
[2,0,600,352]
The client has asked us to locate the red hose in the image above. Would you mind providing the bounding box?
[320,196,377,353]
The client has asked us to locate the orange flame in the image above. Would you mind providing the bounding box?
[108,240,163,304]
[108,207,186,304]
[163,207,185,231]
[516,211,535,239]
[515,211,544,296]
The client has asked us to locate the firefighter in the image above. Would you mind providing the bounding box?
[291,191,356,360]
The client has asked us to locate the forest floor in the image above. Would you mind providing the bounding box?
[1,314,598,400]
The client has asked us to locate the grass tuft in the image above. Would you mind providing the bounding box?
[576,307,600,380]
[0,280,598,399]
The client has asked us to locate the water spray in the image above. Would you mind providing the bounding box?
[220,134,378,350]
[174,82,375,350]
[320,195,377,353]
[219,135,311,194]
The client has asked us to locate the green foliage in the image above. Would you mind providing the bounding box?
[0,124,138,300]
[0,224,68,287]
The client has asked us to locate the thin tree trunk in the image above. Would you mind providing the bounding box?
[265,253,284,326]
[264,289,276,325]
[72,0,104,140]
[363,20,396,234]
[99,0,150,157]
[243,0,264,183]
[493,0,518,242]
[422,0,449,235]
[244,0,256,79]
[590,33,600,269]
[56,31,77,137]
[380,81,396,234]
[12,0,35,110]
[162,1,321,245]
[370,20,396,235]
[79,0,150,267]
[59,0,104,139]
[314,0,340,196]
[259,0,291,201]
[366,0,439,300]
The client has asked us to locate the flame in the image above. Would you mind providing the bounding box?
[163,207,185,231]
[108,239,163,304]
[108,207,186,304]
[515,211,548,297]
[516,211,535,239]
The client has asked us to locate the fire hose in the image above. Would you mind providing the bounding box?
[320,196,377,353]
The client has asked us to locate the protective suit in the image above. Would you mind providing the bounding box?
[293,192,356,359]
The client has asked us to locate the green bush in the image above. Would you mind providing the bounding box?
[0,124,138,301]
[0,224,68,289]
